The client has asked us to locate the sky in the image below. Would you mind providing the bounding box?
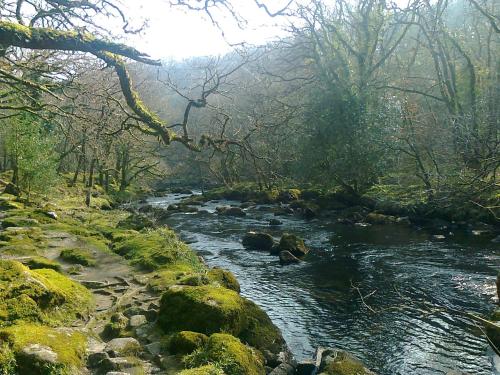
[125,0,294,60]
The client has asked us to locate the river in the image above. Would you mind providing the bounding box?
[147,192,499,375]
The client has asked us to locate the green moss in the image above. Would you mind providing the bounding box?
[178,365,224,375]
[321,351,373,375]
[0,323,86,373]
[207,268,240,293]
[184,333,265,375]
[59,248,96,266]
[113,228,202,271]
[167,331,208,355]
[147,264,198,292]
[158,285,284,356]
[0,227,43,256]
[0,260,93,326]
[23,257,62,272]
[117,213,154,231]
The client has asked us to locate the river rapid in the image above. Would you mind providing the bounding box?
[147,192,499,375]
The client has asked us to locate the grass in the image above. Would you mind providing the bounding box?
[59,248,96,266]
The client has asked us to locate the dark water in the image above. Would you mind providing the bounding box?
[148,193,500,375]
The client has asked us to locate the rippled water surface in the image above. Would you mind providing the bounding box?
[148,193,500,375]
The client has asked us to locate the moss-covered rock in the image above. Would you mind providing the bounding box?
[102,313,129,339]
[185,333,265,375]
[167,331,208,355]
[117,213,154,231]
[158,285,285,356]
[277,233,309,257]
[59,248,96,266]
[318,350,375,375]
[0,260,93,326]
[113,228,201,271]
[242,232,275,252]
[22,257,62,272]
[0,324,86,374]
[365,213,398,225]
[178,364,224,375]
[207,268,240,293]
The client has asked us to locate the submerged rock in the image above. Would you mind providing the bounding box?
[365,213,398,225]
[279,251,301,265]
[218,206,247,217]
[242,232,275,251]
[269,219,283,226]
[278,233,309,257]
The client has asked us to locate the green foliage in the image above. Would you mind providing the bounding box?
[4,114,59,198]
[0,343,16,375]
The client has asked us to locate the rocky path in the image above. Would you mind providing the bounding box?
[36,231,182,375]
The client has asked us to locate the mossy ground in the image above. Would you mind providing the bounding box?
[59,248,96,266]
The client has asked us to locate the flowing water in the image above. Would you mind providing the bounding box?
[148,193,500,375]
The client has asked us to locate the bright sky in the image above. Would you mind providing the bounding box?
[125,0,293,60]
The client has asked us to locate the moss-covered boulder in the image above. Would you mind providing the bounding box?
[59,248,96,266]
[365,213,398,225]
[158,285,285,356]
[0,260,93,326]
[167,331,208,355]
[207,268,241,293]
[318,350,375,375]
[242,232,275,252]
[0,324,87,374]
[22,257,62,272]
[1,216,40,228]
[185,333,265,375]
[179,364,224,375]
[277,233,309,257]
[117,213,154,231]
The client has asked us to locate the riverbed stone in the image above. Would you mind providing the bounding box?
[278,233,309,257]
[366,212,398,225]
[318,349,375,375]
[242,231,275,251]
[269,219,283,226]
[279,251,301,265]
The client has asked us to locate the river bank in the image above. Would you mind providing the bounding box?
[0,179,304,375]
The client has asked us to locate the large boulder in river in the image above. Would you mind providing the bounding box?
[242,232,275,251]
[217,206,247,217]
[158,285,285,357]
[278,233,309,257]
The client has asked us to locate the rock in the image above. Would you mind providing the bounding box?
[396,216,411,225]
[279,251,301,265]
[105,338,141,356]
[117,213,154,231]
[3,183,20,196]
[18,344,58,373]
[432,234,446,240]
[145,342,163,356]
[242,231,275,251]
[167,331,208,355]
[158,285,285,356]
[365,212,398,225]
[220,207,246,217]
[296,360,316,375]
[207,268,241,293]
[269,363,295,375]
[318,349,375,375]
[303,207,316,219]
[278,233,309,257]
[88,351,110,368]
[45,211,58,220]
[129,315,147,327]
[101,357,139,371]
[492,235,500,243]
[269,219,283,226]
[278,189,301,202]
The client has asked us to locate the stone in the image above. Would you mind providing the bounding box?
[3,183,20,196]
[88,351,110,368]
[106,372,129,375]
[279,251,301,265]
[269,219,283,226]
[432,234,446,240]
[242,231,275,251]
[145,342,163,356]
[492,235,500,243]
[45,211,58,220]
[105,338,141,356]
[319,349,375,375]
[296,360,316,375]
[129,315,147,327]
[18,344,58,373]
[366,213,398,225]
[269,363,295,375]
[101,357,138,371]
[278,233,309,257]
[221,207,246,217]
